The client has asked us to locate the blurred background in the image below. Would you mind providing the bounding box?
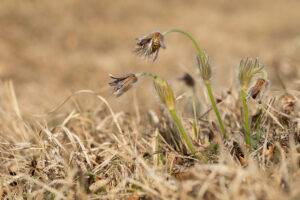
[0,0,299,115]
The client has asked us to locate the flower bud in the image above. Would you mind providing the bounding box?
[237,58,266,91]
[153,79,175,110]
[196,53,212,83]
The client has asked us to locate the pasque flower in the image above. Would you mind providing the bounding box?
[196,53,212,83]
[108,73,138,97]
[153,79,175,110]
[238,58,265,91]
[237,57,268,150]
[153,78,197,154]
[135,31,166,62]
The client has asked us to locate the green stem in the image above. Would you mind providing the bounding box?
[136,72,163,84]
[242,89,251,150]
[192,87,200,137]
[164,29,226,139]
[254,108,263,130]
[169,109,195,154]
[205,82,227,139]
[163,29,205,62]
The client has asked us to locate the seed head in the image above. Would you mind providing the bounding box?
[108,73,138,97]
[196,53,212,82]
[237,58,266,91]
[135,31,166,62]
[153,79,175,110]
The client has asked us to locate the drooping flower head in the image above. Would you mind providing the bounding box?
[135,31,166,62]
[249,78,270,99]
[108,73,138,97]
[153,79,175,110]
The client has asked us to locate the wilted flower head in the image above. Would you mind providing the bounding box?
[238,58,266,91]
[109,73,138,97]
[135,31,166,62]
[178,73,195,88]
[153,79,175,110]
[249,78,270,99]
[196,53,212,82]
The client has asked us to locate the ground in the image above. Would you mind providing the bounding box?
[0,0,299,199]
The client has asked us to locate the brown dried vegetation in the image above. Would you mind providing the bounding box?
[0,0,300,200]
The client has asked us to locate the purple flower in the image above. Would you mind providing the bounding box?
[109,73,138,97]
[135,31,166,62]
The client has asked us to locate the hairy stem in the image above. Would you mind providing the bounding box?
[192,87,200,137]
[242,89,251,150]
[164,29,226,139]
[205,82,227,139]
[163,29,205,62]
[169,109,195,154]
[136,72,163,84]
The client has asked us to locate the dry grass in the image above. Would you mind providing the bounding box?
[0,77,299,199]
[0,0,300,199]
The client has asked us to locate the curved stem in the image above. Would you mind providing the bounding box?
[163,29,205,62]
[136,72,163,84]
[205,82,227,139]
[242,89,251,151]
[164,29,227,140]
[169,109,195,154]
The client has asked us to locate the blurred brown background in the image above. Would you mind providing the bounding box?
[0,0,299,114]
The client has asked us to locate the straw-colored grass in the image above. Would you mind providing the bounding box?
[0,78,299,200]
[0,1,299,199]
